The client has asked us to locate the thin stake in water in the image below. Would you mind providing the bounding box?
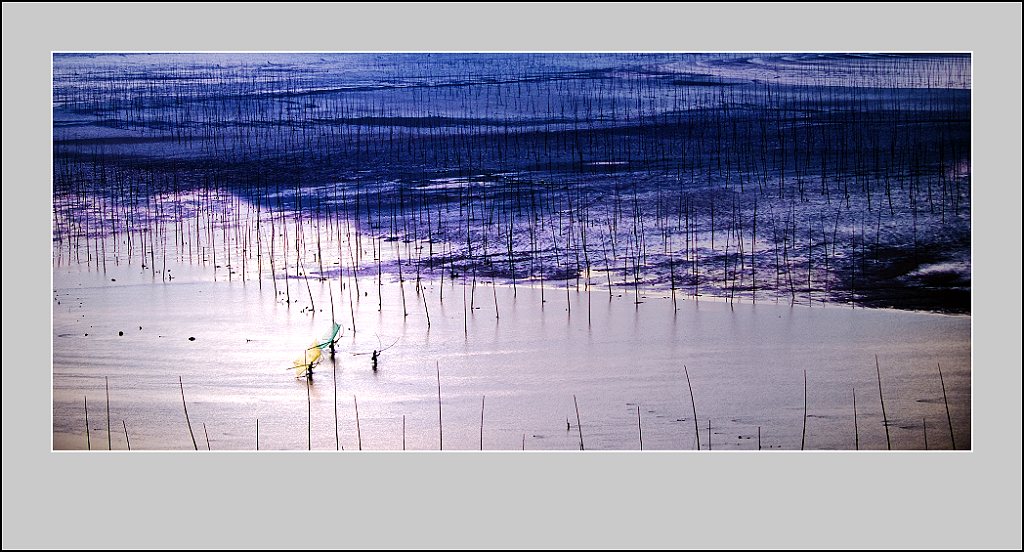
[306,376,312,451]
[179,376,198,450]
[333,359,339,451]
[801,370,808,450]
[123,420,131,451]
[436,362,443,450]
[105,376,111,451]
[938,363,956,450]
[573,395,584,451]
[354,395,362,451]
[684,365,700,450]
[876,355,891,450]
[637,405,643,451]
[84,396,91,451]
[853,388,859,451]
[479,395,486,451]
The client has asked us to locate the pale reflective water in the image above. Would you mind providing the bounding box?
[53,257,970,451]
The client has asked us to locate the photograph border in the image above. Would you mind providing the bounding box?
[5,3,1021,549]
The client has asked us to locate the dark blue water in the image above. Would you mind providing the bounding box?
[52,53,971,312]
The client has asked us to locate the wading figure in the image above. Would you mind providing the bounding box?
[299,354,320,380]
[292,340,323,380]
[353,335,398,373]
[319,322,341,358]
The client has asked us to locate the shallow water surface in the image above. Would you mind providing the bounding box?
[53,260,970,451]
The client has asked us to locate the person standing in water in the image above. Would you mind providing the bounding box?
[371,350,379,372]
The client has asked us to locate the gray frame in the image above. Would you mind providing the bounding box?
[5,3,1021,549]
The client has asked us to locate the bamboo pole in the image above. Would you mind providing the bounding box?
[801,370,808,450]
[179,376,198,450]
[84,396,91,450]
[354,395,362,451]
[437,362,443,450]
[876,356,891,450]
[684,365,700,450]
[573,395,584,451]
[479,395,486,451]
[938,363,956,450]
[853,388,859,450]
[105,376,111,450]
[306,377,312,451]
[333,359,339,451]
[637,405,643,451]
